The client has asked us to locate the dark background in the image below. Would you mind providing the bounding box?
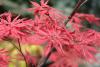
[0,0,100,17]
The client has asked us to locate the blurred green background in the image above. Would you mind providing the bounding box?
[0,0,100,67]
[0,0,100,17]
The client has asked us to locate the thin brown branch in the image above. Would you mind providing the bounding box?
[37,48,55,67]
[9,40,28,67]
[65,0,87,25]
[17,39,28,67]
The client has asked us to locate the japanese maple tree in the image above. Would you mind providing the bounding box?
[0,0,100,67]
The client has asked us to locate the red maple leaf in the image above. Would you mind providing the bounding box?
[0,49,9,67]
[70,13,100,26]
[0,12,31,40]
[28,0,66,24]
